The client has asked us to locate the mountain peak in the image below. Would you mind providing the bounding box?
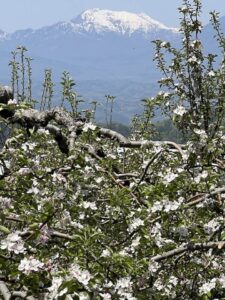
[71,8,177,35]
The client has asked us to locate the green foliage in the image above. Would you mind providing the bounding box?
[60,71,84,118]
[153,118,187,143]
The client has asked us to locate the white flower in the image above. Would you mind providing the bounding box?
[48,277,63,299]
[128,218,144,232]
[100,293,111,300]
[180,6,189,13]
[164,200,181,212]
[60,210,72,227]
[188,55,198,64]
[101,249,110,257]
[120,293,137,300]
[173,105,187,116]
[160,41,168,47]
[117,147,124,155]
[18,167,31,175]
[52,172,67,183]
[204,218,221,234]
[154,278,164,291]
[38,128,50,135]
[191,40,201,49]
[21,142,36,151]
[151,201,163,213]
[1,232,26,254]
[169,276,178,286]
[218,275,225,288]
[95,177,103,183]
[194,170,208,184]
[115,277,133,295]
[193,128,207,136]
[208,70,215,77]
[0,196,12,209]
[83,123,96,132]
[131,236,141,248]
[8,98,18,105]
[119,249,130,257]
[163,172,178,185]
[18,257,44,275]
[27,186,40,195]
[69,264,92,286]
[199,279,216,295]
[149,261,160,274]
[82,201,97,210]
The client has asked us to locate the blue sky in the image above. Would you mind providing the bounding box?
[2,0,225,32]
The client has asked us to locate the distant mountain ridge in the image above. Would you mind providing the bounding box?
[0,9,224,122]
[1,8,178,39]
[70,8,178,35]
[0,9,179,80]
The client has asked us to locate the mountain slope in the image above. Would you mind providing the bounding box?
[0,9,179,79]
[0,9,180,122]
[70,8,177,36]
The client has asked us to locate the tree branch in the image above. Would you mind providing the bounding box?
[0,281,11,300]
[151,241,225,262]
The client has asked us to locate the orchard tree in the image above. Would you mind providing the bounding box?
[1,0,225,299]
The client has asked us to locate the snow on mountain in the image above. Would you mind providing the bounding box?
[71,8,178,35]
[0,29,7,40]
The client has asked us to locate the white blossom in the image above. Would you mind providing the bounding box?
[131,236,141,248]
[188,55,199,64]
[199,279,216,295]
[21,142,36,151]
[169,276,178,286]
[69,263,92,286]
[208,70,215,77]
[193,128,207,136]
[115,277,132,290]
[0,196,12,209]
[82,201,97,210]
[160,41,168,47]
[100,293,111,300]
[149,261,160,274]
[18,257,44,275]
[164,200,181,212]
[48,277,64,299]
[1,232,26,254]
[163,172,178,185]
[18,167,31,175]
[154,278,164,291]
[83,123,96,132]
[101,249,110,257]
[128,218,144,232]
[180,6,189,13]
[8,98,18,105]
[115,277,133,297]
[173,105,187,116]
[204,218,221,234]
[52,172,67,183]
[194,170,208,184]
[151,201,163,213]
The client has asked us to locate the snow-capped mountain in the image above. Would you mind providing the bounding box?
[0,10,180,122]
[0,9,179,79]
[70,8,177,36]
[3,8,178,42]
[0,9,223,122]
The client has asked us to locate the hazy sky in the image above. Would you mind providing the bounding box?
[1,0,225,32]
